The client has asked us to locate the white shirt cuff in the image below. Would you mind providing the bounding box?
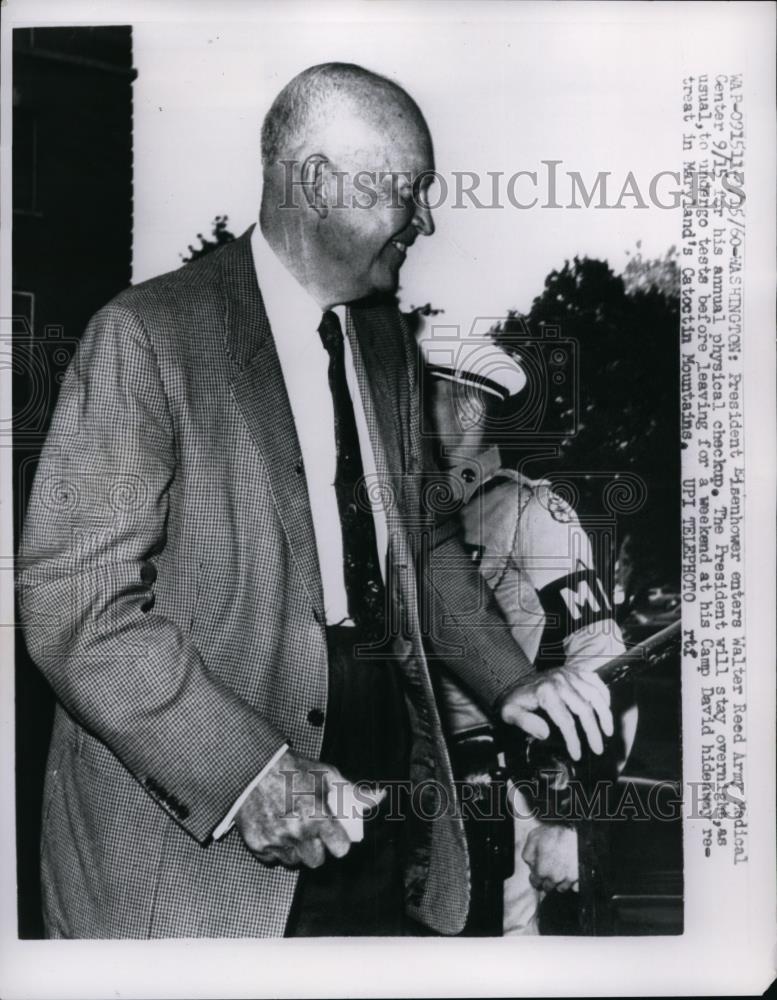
[212,743,289,840]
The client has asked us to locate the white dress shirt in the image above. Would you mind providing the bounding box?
[250,223,388,620]
[213,224,390,839]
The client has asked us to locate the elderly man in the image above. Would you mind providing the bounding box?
[18,62,611,938]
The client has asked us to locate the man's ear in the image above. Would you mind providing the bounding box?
[300,153,330,219]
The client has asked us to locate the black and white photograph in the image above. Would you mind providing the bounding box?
[0,1,774,997]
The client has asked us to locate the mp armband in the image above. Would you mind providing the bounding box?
[536,568,615,667]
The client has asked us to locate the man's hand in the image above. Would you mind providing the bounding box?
[500,666,613,760]
[235,749,354,869]
[522,824,579,893]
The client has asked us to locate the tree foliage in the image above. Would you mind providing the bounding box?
[493,252,680,592]
[622,241,680,298]
[181,215,236,263]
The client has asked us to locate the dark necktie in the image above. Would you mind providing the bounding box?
[317,310,386,638]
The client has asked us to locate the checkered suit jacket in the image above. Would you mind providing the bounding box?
[18,227,534,938]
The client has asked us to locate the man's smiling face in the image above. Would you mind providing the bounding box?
[319,118,436,301]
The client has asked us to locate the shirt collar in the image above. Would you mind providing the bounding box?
[250,222,327,338]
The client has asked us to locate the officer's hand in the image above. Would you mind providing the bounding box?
[500,666,613,760]
[236,749,354,869]
[522,823,579,893]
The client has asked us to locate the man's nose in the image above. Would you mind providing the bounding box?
[413,204,435,238]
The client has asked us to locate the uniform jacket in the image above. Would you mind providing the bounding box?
[436,450,625,735]
[18,228,533,938]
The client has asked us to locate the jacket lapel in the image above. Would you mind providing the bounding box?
[218,233,411,616]
[220,231,325,618]
[347,301,409,491]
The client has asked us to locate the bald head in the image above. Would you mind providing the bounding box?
[259,62,436,309]
[261,62,429,170]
